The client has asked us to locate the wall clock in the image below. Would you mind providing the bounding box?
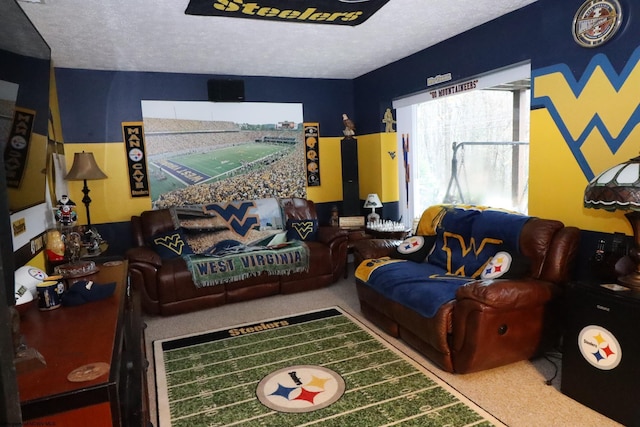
[573,0,623,48]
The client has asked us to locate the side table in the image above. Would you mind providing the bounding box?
[366,228,411,240]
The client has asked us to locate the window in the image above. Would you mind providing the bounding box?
[394,63,531,227]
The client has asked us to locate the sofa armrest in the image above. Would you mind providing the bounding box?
[456,278,558,310]
[352,239,402,267]
[316,226,348,245]
[125,246,162,268]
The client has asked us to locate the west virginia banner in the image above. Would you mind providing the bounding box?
[122,122,150,198]
[185,0,390,26]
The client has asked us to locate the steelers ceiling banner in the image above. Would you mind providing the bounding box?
[122,122,150,198]
[185,0,391,26]
[304,123,320,186]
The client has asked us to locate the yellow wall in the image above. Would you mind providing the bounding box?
[65,132,399,224]
[357,133,399,203]
[530,48,640,235]
[306,137,344,203]
[64,143,150,224]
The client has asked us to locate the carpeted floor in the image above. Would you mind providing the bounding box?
[144,274,623,427]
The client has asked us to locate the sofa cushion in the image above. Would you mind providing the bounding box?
[356,258,467,318]
[149,228,194,259]
[393,235,436,262]
[286,219,318,241]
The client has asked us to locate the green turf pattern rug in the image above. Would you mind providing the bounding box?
[154,307,502,426]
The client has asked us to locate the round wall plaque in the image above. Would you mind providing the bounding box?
[573,0,622,48]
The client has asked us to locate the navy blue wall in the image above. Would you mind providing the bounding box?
[353,0,640,134]
[54,70,354,142]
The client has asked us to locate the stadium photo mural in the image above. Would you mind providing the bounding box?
[140,101,305,208]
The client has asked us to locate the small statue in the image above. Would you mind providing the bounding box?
[342,113,356,139]
[382,108,396,132]
[55,195,77,226]
[330,206,339,227]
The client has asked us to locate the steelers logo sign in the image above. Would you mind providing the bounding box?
[578,325,621,370]
[128,148,144,162]
[10,135,27,150]
[572,0,622,48]
[256,365,345,413]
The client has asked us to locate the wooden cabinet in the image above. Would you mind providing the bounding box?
[18,260,149,426]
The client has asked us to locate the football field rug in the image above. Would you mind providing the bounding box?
[153,307,503,426]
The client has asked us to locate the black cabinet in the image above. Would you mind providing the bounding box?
[562,281,640,425]
[341,138,360,216]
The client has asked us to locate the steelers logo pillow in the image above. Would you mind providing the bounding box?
[393,235,436,263]
[481,251,531,280]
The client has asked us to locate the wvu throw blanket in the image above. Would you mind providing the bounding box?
[171,198,285,254]
[356,206,530,318]
[184,241,309,288]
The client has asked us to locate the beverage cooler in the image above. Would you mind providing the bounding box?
[562,281,640,426]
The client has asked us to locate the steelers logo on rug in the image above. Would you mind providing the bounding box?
[256,365,345,413]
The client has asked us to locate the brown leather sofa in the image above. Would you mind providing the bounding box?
[353,205,580,374]
[126,198,348,316]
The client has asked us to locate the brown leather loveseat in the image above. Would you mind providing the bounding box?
[126,198,348,316]
[353,204,580,374]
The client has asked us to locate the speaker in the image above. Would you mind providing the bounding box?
[341,138,360,216]
[207,79,245,102]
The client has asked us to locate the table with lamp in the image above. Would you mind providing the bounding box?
[48,152,109,276]
[561,154,640,426]
[363,193,411,240]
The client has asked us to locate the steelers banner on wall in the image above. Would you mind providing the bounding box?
[185,0,390,26]
[304,123,320,187]
[122,122,150,198]
[4,107,35,188]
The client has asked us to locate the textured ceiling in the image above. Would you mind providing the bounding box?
[17,0,538,79]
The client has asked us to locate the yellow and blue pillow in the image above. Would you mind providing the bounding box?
[286,219,318,241]
[149,228,194,259]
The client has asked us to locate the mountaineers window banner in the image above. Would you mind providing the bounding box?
[122,122,150,198]
[185,0,390,26]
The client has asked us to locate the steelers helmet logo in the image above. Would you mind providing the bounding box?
[578,325,621,370]
[307,162,318,172]
[256,365,345,413]
[306,136,317,148]
[572,0,622,48]
[128,148,144,162]
[10,135,27,150]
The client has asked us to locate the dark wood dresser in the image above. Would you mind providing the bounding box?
[18,260,149,426]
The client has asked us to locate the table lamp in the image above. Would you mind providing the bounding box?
[584,155,640,289]
[364,193,382,223]
[65,152,107,229]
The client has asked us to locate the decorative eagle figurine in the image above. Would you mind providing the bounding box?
[342,113,355,139]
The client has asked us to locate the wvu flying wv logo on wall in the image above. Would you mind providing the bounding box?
[532,46,640,181]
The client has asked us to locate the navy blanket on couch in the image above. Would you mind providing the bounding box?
[356,206,530,318]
